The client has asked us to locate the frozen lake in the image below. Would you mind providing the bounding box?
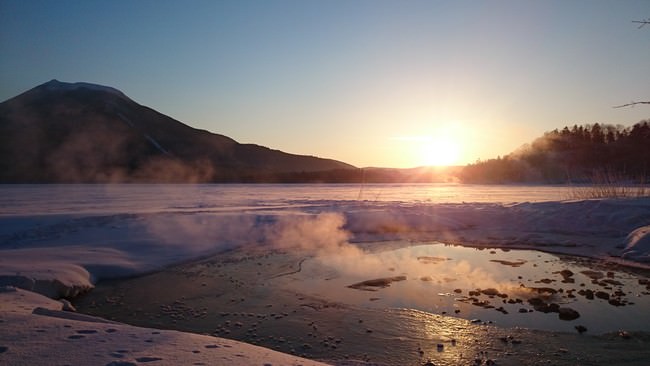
[0,183,572,216]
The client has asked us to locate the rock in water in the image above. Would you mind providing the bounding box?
[575,325,587,334]
[480,288,500,296]
[558,307,580,320]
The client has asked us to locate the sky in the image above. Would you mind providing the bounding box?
[1,0,649,168]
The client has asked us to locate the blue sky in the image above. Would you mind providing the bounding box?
[1,0,649,167]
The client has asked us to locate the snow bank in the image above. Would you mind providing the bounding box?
[623,225,650,262]
[0,287,330,366]
[0,246,140,298]
[342,198,650,261]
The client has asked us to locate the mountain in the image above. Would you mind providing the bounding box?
[0,80,355,183]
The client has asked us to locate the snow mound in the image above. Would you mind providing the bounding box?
[0,247,139,298]
[622,225,650,262]
[0,286,62,314]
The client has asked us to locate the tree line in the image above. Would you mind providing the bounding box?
[460,120,650,183]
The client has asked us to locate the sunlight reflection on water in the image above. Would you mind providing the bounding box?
[281,243,650,334]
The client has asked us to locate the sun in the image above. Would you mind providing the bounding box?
[420,137,461,166]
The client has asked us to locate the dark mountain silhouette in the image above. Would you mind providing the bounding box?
[0,80,356,182]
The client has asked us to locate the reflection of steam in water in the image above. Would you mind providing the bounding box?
[283,243,650,334]
[417,256,451,264]
[314,246,516,296]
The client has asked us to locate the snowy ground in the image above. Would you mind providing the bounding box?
[0,286,329,366]
[343,198,650,263]
[1,188,650,365]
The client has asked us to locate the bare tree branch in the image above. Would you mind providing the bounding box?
[614,19,649,108]
[613,101,650,109]
[632,19,650,28]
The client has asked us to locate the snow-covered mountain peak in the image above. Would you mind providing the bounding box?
[41,79,131,101]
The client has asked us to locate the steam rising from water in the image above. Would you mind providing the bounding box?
[266,213,352,253]
[144,212,354,255]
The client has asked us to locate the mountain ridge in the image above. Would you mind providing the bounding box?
[0,80,355,183]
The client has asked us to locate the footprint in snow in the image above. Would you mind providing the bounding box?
[0,346,8,353]
[135,356,163,362]
[67,335,84,339]
[77,329,98,334]
[105,362,137,366]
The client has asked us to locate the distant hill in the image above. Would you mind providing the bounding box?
[0,80,356,183]
[251,166,461,184]
[460,121,650,184]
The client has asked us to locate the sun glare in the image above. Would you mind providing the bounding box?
[420,137,461,166]
[392,123,465,167]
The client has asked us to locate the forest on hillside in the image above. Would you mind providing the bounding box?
[460,120,650,184]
